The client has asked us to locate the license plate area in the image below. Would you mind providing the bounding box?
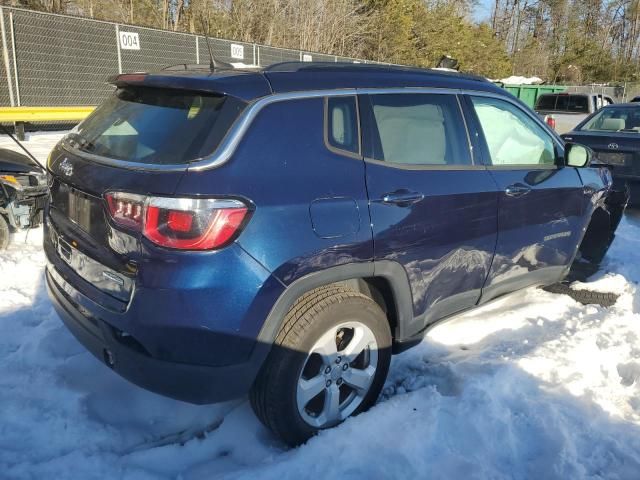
[49,225,133,302]
[49,179,105,236]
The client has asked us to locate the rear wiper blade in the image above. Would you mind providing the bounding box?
[65,133,96,151]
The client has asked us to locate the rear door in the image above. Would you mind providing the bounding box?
[463,94,587,303]
[360,92,498,338]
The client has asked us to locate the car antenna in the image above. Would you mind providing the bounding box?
[199,16,217,72]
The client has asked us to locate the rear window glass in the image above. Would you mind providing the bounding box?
[556,95,588,113]
[535,94,589,113]
[535,95,557,110]
[63,87,246,165]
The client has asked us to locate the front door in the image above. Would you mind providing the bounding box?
[463,95,587,303]
[360,92,498,338]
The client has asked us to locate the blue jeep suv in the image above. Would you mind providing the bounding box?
[44,62,618,446]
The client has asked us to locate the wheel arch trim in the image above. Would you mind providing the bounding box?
[255,261,414,351]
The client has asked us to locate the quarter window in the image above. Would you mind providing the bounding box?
[367,94,471,166]
[470,96,556,167]
[326,96,359,155]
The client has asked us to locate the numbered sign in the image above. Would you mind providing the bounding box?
[302,54,313,62]
[230,44,244,60]
[119,31,140,50]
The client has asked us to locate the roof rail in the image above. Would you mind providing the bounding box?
[162,62,236,72]
[263,61,489,83]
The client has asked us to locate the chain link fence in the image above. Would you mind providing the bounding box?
[0,6,377,107]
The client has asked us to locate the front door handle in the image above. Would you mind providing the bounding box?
[505,183,531,198]
[381,190,425,206]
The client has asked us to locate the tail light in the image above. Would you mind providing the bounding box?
[104,192,250,250]
[545,115,556,130]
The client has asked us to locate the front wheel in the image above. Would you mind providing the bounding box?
[250,285,392,446]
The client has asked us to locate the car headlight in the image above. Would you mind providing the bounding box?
[34,172,48,186]
[0,174,23,190]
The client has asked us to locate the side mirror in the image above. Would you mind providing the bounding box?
[565,143,591,168]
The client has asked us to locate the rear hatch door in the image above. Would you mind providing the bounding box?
[46,79,252,303]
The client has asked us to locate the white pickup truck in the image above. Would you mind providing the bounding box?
[534,93,614,134]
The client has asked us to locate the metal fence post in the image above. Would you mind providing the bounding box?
[115,24,122,73]
[8,11,19,106]
[0,7,15,107]
[253,43,256,66]
[256,45,260,67]
[195,36,199,64]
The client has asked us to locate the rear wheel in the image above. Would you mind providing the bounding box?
[0,215,9,250]
[250,285,392,446]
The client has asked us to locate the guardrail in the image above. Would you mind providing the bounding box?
[0,105,94,139]
[0,106,94,123]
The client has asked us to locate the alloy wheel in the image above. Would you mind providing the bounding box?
[296,321,378,428]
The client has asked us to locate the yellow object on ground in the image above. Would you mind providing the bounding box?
[0,106,95,123]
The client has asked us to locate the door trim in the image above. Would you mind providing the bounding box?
[478,265,567,305]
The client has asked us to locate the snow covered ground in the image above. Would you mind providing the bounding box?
[1,133,640,479]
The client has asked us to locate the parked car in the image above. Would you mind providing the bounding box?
[630,96,640,102]
[45,62,622,446]
[0,148,47,249]
[562,103,640,205]
[535,92,614,134]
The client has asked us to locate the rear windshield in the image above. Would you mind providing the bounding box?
[580,106,640,132]
[62,87,246,165]
[535,94,589,113]
[535,95,557,110]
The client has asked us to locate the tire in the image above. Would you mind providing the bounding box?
[578,208,614,266]
[543,282,618,307]
[0,215,9,250]
[250,285,392,446]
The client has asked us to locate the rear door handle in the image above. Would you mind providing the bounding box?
[381,190,425,206]
[505,183,531,198]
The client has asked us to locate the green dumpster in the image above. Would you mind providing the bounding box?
[500,85,567,109]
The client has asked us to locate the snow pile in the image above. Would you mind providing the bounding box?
[1,133,640,479]
[500,75,544,85]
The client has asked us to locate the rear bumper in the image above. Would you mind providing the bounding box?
[46,265,261,404]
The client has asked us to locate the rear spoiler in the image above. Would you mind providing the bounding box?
[108,72,271,102]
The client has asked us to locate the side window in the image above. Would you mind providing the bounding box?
[366,94,471,166]
[470,96,556,167]
[326,96,359,155]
